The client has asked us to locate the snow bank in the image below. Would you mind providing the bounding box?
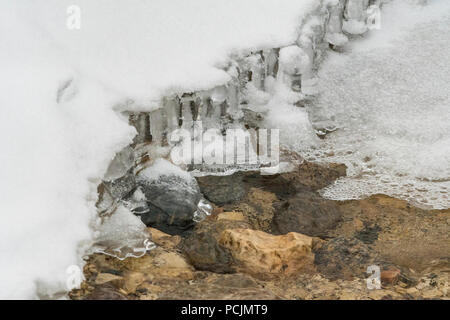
[0,5,136,298]
[0,0,318,298]
[17,0,319,107]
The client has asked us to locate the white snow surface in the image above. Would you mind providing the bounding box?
[0,0,319,298]
[139,158,193,182]
[306,0,450,209]
[13,0,319,108]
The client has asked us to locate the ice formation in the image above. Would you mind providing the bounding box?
[92,205,155,261]
[305,0,450,209]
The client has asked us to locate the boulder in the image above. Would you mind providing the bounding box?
[137,159,201,234]
[219,229,315,279]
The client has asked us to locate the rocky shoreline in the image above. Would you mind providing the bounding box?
[71,162,450,300]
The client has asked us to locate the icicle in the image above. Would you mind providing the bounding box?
[129,112,151,144]
[149,107,167,146]
[163,96,181,139]
[279,45,310,93]
[180,93,195,130]
[263,48,280,79]
[325,0,348,47]
[343,0,370,35]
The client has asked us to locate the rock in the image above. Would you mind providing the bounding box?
[314,237,381,281]
[272,191,342,238]
[137,159,201,234]
[182,216,252,273]
[333,195,450,272]
[381,267,401,285]
[217,211,245,222]
[84,284,128,300]
[196,161,346,209]
[282,161,347,192]
[196,173,250,205]
[148,227,181,250]
[122,271,147,294]
[86,248,194,283]
[219,229,315,279]
[95,273,123,285]
[157,272,280,300]
[231,188,277,233]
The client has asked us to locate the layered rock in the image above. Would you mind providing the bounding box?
[219,229,315,279]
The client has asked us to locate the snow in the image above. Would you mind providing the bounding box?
[14,0,320,108]
[0,0,319,298]
[305,0,450,209]
[139,158,193,182]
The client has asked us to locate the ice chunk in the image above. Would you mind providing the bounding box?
[93,205,155,260]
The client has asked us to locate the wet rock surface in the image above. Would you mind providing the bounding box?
[333,195,450,273]
[182,213,252,273]
[314,237,381,281]
[196,174,250,206]
[272,191,342,238]
[73,162,450,300]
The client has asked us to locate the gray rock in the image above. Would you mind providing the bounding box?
[272,191,342,238]
[196,173,249,206]
[136,159,201,234]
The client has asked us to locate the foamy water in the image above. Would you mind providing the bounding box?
[305,1,450,209]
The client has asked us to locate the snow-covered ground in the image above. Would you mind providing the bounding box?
[0,0,319,299]
[306,0,450,209]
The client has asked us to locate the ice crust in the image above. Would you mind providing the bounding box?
[305,0,450,209]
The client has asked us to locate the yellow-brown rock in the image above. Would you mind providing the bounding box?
[148,227,181,249]
[217,211,245,222]
[218,229,315,279]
